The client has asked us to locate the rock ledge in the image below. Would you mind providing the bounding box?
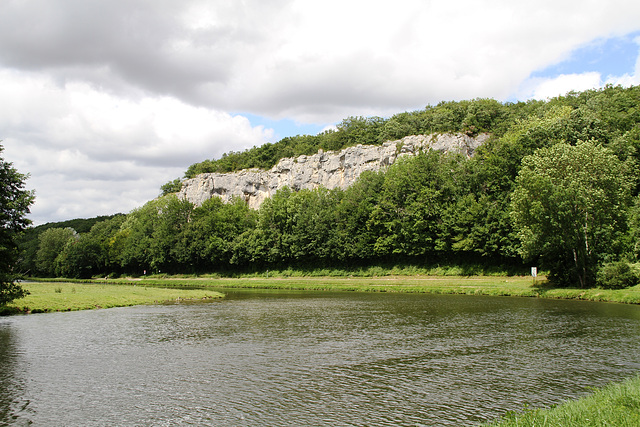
[178,133,489,208]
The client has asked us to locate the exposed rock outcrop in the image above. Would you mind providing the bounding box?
[178,133,490,209]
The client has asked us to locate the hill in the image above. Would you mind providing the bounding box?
[18,85,640,287]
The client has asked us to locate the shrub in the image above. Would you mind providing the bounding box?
[596,261,639,289]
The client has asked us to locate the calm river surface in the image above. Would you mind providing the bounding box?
[1,290,640,426]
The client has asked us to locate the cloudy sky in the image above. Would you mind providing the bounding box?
[1,0,640,225]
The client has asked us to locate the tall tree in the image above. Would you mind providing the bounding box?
[0,145,35,305]
[36,227,77,276]
[510,141,633,287]
[368,150,459,258]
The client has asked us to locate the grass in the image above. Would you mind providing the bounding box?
[79,275,640,305]
[484,375,640,426]
[2,282,223,315]
[16,274,640,311]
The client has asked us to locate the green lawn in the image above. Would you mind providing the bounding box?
[122,275,640,305]
[485,375,640,426]
[12,275,640,314]
[3,282,223,314]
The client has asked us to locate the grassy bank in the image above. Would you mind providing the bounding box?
[80,275,640,305]
[2,282,223,315]
[485,374,640,426]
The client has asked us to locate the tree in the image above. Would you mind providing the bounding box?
[0,144,35,305]
[115,195,194,274]
[178,196,257,271]
[55,236,103,279]
[332,170,385,261]
[629,196,640,259]
[510,141,633,287]
[160,178,183,196]
[368,150,459,258]
[36,227,77,276]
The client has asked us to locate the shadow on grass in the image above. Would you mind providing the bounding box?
[532,280,559,290]
[0,306,22,316]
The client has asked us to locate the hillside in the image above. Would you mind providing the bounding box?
[19,85,640,287]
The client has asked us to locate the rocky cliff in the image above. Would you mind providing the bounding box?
[178,133,490,209]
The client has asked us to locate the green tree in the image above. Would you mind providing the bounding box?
[160,178,183,196]
[368,150,459,258]
[16,214,123,276]
[0,145,35,305]
[149,195,194,273]
[86,215,127,275]
[55,236,103,279]
[332,170,385,260]
[250,187,296,264]
[286,187,342,261]
[116,195,194,274]
[113,209,154,273]
[178,196,257,271]
[462,98,507,135]
[628,195,640,260]
[36,227,78,276]
[511,141,633,287]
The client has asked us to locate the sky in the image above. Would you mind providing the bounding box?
[1,0,640,226]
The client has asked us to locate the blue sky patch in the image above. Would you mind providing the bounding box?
[240,113,327,141]
[532,32,640,79]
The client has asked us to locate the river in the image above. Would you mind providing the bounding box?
[1,290,639,426]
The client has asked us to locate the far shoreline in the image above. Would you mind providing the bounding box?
[2,281,223,315]
[22,274,640,306]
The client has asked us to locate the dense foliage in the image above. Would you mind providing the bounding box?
[0,144,35,305]
[511,141,633,287]
[17,214,124,277]
[19,85,640,287]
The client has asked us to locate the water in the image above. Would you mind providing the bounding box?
[1,290,639,426]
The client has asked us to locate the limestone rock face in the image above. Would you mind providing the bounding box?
[178,133,489,209]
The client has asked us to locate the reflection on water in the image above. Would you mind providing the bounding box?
[1,291,639,426]
[0,326,31,425]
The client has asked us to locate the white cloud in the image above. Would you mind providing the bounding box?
[603,35,640,87]
[0,70,272,224]
[3,0,640,122]
[2,0,640,223]
[518,35,640,100]
[522,72,603,100]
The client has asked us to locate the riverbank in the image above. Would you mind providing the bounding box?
[14,276,640,312]
[484,374,640,426]
[67,275,640,305]
[1,282,223,315]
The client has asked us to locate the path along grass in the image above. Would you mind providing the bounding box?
[2,282,223,314]
[111,275,640,305]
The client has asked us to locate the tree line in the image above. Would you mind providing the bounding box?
[16,85,640,288]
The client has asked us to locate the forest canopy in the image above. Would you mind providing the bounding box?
[17,85,640,288]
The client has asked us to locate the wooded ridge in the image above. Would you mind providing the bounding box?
[17,85,640,288]
[178,133,490,209]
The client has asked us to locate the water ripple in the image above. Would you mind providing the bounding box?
[1,293,639,425]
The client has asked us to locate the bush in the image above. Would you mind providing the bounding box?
[596,261,639,289]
